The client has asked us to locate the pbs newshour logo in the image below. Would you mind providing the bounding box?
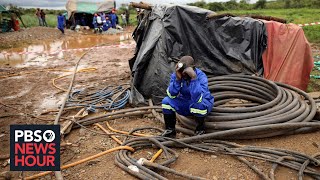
[10,125,60,171]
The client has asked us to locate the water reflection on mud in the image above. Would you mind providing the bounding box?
[0,33,133,67]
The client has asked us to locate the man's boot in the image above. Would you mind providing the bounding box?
[195,116,205,135]
[161,114,176,138]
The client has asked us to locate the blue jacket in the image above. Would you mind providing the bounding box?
[109,13,117,26]
[167,68,214,104]
[57,15,65,29]
[92,16,97,25]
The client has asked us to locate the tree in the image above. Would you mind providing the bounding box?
[239,0,251,9]
[224,0,239,10]
[187,0,207,8]
[292,0,303,8]
[207,2,225,12]
[255,0,267,9]
[284,0,291,8]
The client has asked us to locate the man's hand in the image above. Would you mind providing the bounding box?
[183,67,197,80]
[175,64,182,80]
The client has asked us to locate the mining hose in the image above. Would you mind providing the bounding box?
[115,136,320,180]
[175,74,318,139]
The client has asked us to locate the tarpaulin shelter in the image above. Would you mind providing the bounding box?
[65,0,115,28]
[0,5,25,32]
[129,4,268,105]
[0,5,6,12]
[262,21,313,91]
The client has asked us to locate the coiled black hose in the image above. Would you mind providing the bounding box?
[114,75,320,180]
[115,136,320,180]
[176,75,317,139]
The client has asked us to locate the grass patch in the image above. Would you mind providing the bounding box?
[117,13,138,27]
[19,14,58,28]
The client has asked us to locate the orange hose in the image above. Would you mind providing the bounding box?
[150,149,163,163]
[25,146,134,180]
[105,122,163,162]
[95,123,123,145]
[52,68,97,92]
[106,122,150,137]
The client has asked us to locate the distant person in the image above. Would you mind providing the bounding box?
[35,8,42,26]
[101,12,106,24]
[125,8,130,25]
[121,13,127,26]
[80,13,87,26]
[57,13,65,34]
[96,13,103,25]
[109,10,117,29]
[103,16,112,31]
[92,13,103,33]
[40,10,48,27]
[92,13,98,31]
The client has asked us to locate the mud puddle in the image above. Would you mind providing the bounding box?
[0,33,133,67]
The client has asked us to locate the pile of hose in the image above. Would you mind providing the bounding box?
[175,74,318,139]
[65,85,130,112]
[113,75,320,179]
[115,135,320,180]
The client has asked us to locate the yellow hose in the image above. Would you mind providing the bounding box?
[150,149,163,163]
[95,123,123,145]
[52,68,97,91]
[105,122,163,162]
[106,122,150,137]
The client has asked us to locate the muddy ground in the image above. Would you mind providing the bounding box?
[0,27,320,180]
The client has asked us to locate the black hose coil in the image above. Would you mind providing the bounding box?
[176,74,317,139]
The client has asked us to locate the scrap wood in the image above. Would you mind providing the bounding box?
[53,51,90,180]
[130,2,152,10]
[60,108,86,136]
[206,13,287,23]
[25,146,134,180]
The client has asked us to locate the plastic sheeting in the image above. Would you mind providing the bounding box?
[262,21,313,91]
[129,4,267,105]
[65,0,114,19]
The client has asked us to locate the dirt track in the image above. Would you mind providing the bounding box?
[0,27,320,180]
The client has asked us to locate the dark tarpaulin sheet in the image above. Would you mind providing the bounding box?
[129,4,267,105]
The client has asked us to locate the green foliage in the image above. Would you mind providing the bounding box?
[255,0,267,9]
[116,4,138,26]
[225,0,239,10]
[207,2,226,11]
[188,0,207,9]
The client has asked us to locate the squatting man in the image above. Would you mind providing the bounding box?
[161,56,214,138]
